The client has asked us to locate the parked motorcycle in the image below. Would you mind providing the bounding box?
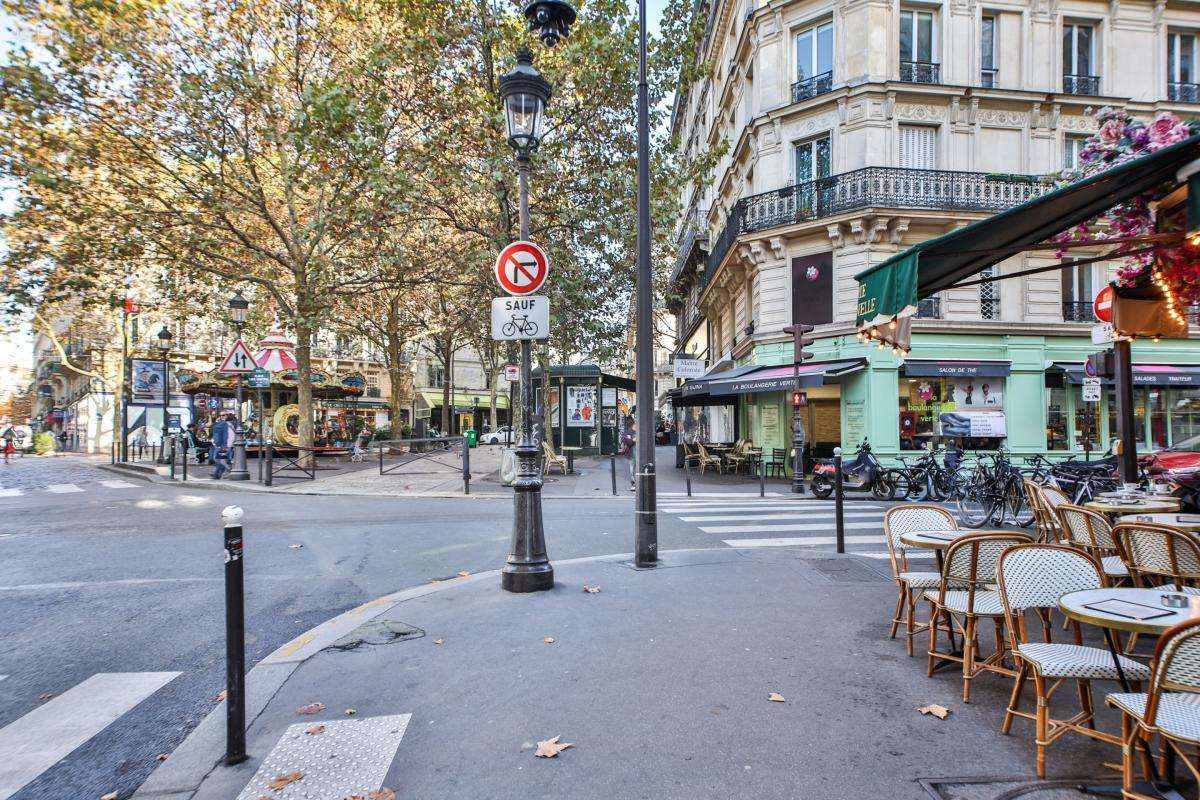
[810,440,895,500]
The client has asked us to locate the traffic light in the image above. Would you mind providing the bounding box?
[783,323,816,363]
[1086,350,1115,379]
[791,390,807,407]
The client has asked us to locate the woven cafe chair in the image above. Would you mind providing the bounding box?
[883,504,960,657]
[541,441,567,475]
[997,544,1151,778]
[1023,479,1060,543]
[1040,484,1070,536]
[681,441,701,470]
[696,443,724,475]
[724,439,750,474]
[1116,521,1200,594]
[1107,618,1200,800]
[925,531,1033,702]
[1056,504,1130,585]
[765,448,786,478]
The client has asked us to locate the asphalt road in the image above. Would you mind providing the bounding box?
[0,454,727,799]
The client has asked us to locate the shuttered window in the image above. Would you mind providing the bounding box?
[899,125,936,169]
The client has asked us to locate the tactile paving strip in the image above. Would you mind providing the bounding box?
[235,713,411,800]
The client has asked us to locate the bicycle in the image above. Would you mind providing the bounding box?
[501,315,539,337]
[955,448,1036,528]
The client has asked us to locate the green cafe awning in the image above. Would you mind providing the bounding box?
[854,134,1200,324]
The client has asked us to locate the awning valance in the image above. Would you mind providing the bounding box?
[671,360,865,404]
[903,359,1011,378]
[1052,362,1200,386]
[854,135,1200,323]
[416,390,510,409]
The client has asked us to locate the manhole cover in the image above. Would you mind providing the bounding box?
[325,618,424,652]
[806,558,883,584]
[924,777,1112,800]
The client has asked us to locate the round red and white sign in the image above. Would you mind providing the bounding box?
[1093,285,1114,323]
[495,241,549,296]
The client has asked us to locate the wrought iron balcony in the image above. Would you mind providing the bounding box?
[916,297,942,319]
[1062,301,1096,322]
[791,71,833,103]
[695,167,1055,292]
[671,206,709,286]
[980,68,997,88]
[1063,74,1100,95]
[1169,82,1200,103]
[900,61,939,84]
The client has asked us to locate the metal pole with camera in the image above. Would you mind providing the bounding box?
[783,323,815,494]
[227,291,251,481]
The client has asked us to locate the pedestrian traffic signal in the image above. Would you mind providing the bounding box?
[783,322,816,363]
[792,391,807,407]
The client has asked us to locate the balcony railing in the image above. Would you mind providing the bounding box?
[980,68,997,88]
[671,206,710,285]
[900,61,940,84]
[1063,74,1100,95]
[791,71,833,103]
[1062,301,1096,322]
[697,167,1055,291]
[1169,82,1200,103]
[916,297,942,319]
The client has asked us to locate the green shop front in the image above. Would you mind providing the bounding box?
[532,365,635,455]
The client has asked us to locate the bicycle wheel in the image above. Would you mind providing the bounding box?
[872,471,898,500]
[525,321,538,336]
[907,468,931,501]
[1006,479,1035,528]
[888,469,911,500]
[502,322,516,336]
[957,484,997,528]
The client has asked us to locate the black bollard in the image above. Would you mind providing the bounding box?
[759,457,765,497]
[686,460,692,497]
[169,435,176,481]
[182,440,188,482]
[221,506,248,764]
[834,447,845,554]
[264,443,273,487]
[463,438,470,495]
[610,455,617,496]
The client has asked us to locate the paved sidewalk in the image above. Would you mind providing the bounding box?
[137,547,1119,800]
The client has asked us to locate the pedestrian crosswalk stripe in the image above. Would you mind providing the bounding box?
[698,521,884,534]
[98,480,136,489]
[722,535,886,548]
[0,489,21,498]
[0,671,181,800]
[235,714,410,800]
[660,503,885,513]
[659,491,785,497]
[44,483,84,494]
[680,512,885,523]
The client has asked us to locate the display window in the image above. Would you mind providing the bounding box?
[900,376,1006,450]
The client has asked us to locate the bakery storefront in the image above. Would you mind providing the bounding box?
[899,359,1009,452]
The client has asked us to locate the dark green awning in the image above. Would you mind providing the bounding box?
[854,135,1200,324]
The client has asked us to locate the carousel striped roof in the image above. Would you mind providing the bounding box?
[254,330,298,372]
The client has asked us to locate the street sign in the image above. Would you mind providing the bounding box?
[248,367,271,389]
[494,241,549,296]
[1094,285,1114,323]
[1082,376,1102,402]
[504,364,520,382]
[1084,358,1097,378]
[219,339,257,374]
[673,357,705,379]
[492,296,550,341]
[1091,322,1114,344]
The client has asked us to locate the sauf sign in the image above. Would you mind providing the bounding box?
[492,295,550,341]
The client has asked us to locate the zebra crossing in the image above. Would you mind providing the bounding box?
[0,671,181,800]
[659,492,934,560]
[0,479,138,499]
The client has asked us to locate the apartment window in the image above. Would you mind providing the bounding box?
[981,15,997,86]
[899,125,936,169]
[427,363,445,388]
[1169,31,1199,101]
[980,266,1000,319]
[792,22,834,101]
[1061,260,1095,321]
[900,9,938,82]
[1063,23,1098,94]
[1063,134,1089,171]
[794,135,831,185]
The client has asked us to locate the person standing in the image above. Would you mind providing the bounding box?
[2,426,14,465]
[620,415,637,491]
[209,414,234,479]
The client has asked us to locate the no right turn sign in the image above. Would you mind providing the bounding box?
[495,241,549,296]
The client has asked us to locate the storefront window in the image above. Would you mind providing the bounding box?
[1107,387,1167,452]
[679,405,736,444]
[1148,389,1168,450]
[901,376,1006,450]
[1171,389,1200,449]
[1046,387,1067,451]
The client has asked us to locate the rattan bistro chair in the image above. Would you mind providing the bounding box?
[1040,485,1070,539]
[925,531,1033,702]
[1056,504,1130,585]
[1023,480,1060,543]
[1107,618,1200,800]
[884,504,960,657]
[696,443,724,475]
[1116,521,1200,594]
[997,544,1151,779]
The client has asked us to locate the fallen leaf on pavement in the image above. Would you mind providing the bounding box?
[917,704,951,720]
[345,708,357,716]
[368,790,396,800]
[157,753,169,761]
[534,735,574,758]
[38,693,53,701]
[768,692,786,703]
[267,771,303,790]
[215,690,227,702]
[583,585,601,594]
[297,702,325,715]
[289,544,303,550]
[543,637,555,644]
[305,724,325,735]
[101,793,118,800]
[434,639,444,645]
[457,570,470,577]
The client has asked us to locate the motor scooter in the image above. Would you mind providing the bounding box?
[810,440,895,500]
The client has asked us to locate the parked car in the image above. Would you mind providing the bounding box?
[479,426,513,445]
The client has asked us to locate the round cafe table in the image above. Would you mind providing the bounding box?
[560,446,581,474]
[1060,587,1200,799]
[1117,512,1200,531]
[1085,497,1181,515]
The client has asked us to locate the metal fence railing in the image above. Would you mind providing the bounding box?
[264,445,317,485]
[377,436,471,494]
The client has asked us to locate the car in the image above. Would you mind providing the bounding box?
[479,426,513,445]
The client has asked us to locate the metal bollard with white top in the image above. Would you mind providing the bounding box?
[833,447,845,554]
[221,506,248,764]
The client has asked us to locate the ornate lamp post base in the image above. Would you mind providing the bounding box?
[501,442,553,592]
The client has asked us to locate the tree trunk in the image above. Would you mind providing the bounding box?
[385,326,406,436]
[539,345,552,448]
[440,340,452,435]
[295,318,315,466]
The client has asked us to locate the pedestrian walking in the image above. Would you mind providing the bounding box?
[209,414,235,479]
[620,415,637,491]
[133,426,148,460]
[2,426,14,465]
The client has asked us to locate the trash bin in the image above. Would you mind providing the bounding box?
[465,429,478,448]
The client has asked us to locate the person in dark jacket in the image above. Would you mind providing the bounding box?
[209,414,235,479]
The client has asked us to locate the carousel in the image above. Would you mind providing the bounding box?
[176,329,366,449]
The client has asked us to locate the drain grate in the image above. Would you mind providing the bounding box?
[325,618,424,652]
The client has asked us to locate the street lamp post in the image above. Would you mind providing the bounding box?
[227,291,251,481]
[156,325,173,464]
[499,46,554,593]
